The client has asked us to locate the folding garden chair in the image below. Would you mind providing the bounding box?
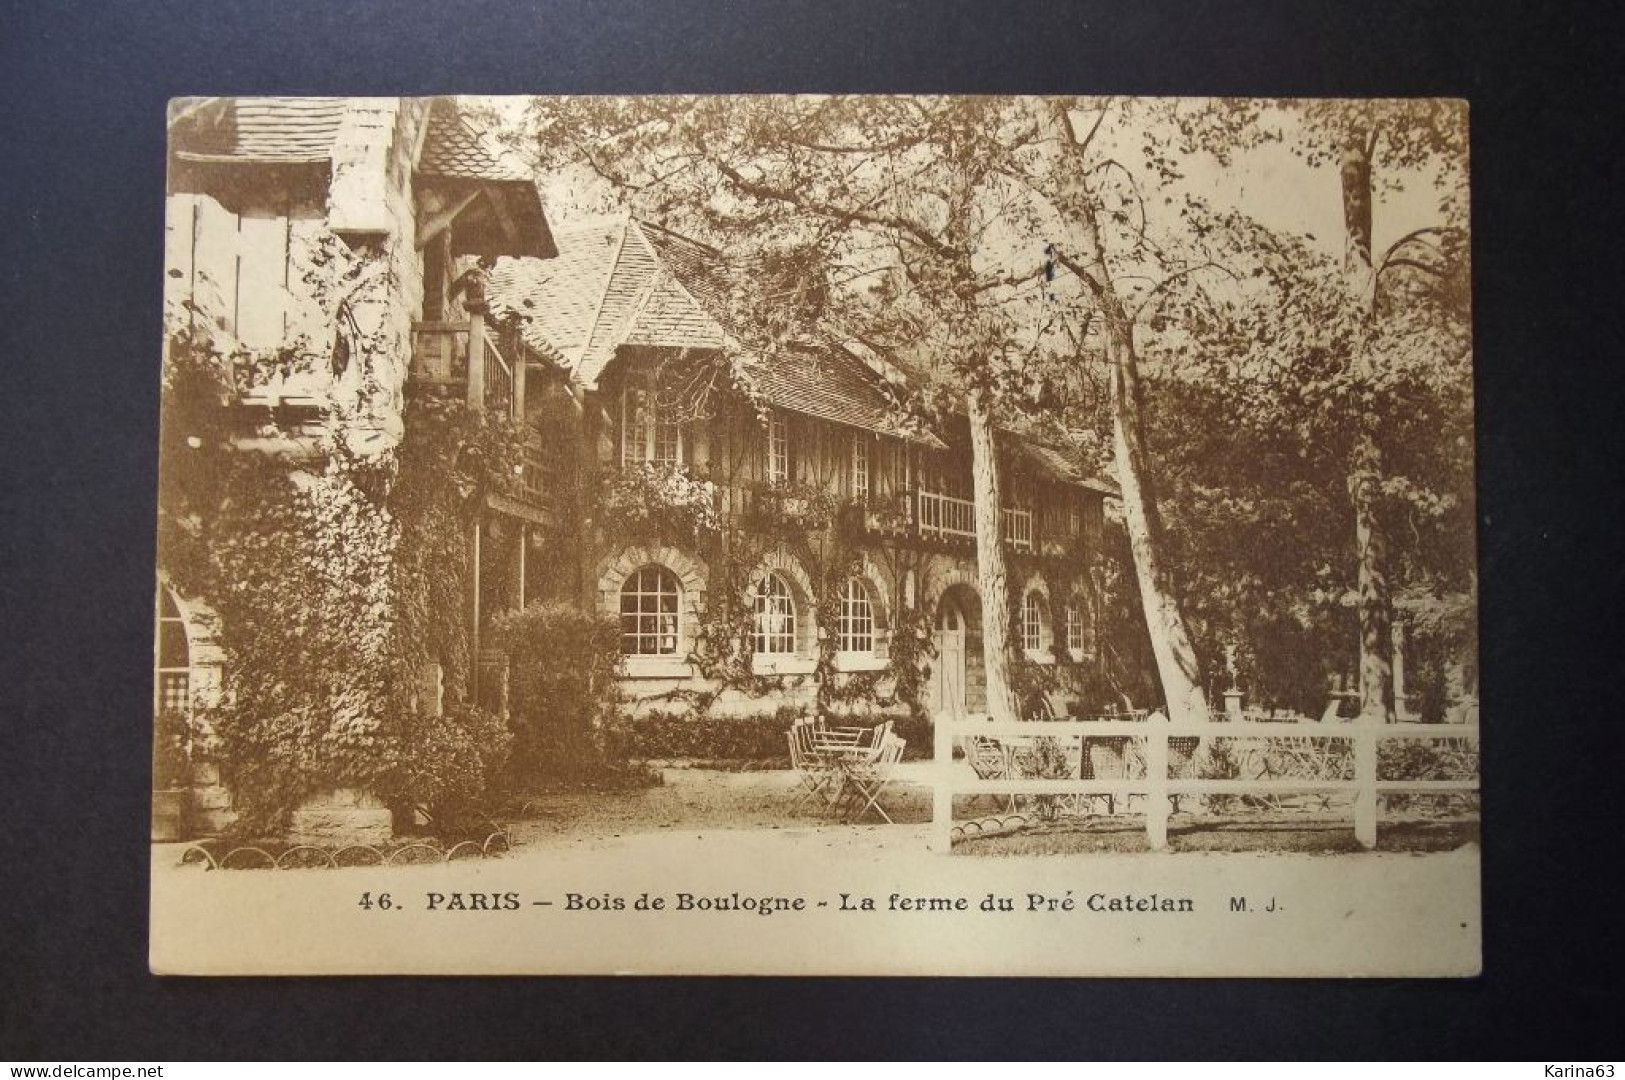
[963,733,1017,813]
[787,719,838,811]
[838,734,906,824]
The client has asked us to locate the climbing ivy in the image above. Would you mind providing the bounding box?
[157,323,526,833]
[597,475,938,722]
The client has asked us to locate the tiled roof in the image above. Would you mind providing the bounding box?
[489,222,623,364]
[417,98,532,183]
[1014,438,1120,497]
[170,96,535,185]
[740,345,937,446]
[171,97,348,163]
[488,218,940,445]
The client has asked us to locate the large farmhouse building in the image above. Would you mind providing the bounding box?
[485,217,1117,721]
[157,97,1118,837]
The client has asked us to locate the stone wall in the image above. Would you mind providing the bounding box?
[325,97,429,455]
[159,99,434,842]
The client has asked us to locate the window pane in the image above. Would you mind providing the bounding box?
[654,418,681,468]
[623,387,653,467]
[158,672,191,712]
[752,574,796,654]
[1022,593,1043,652]
[839,579,873,653]
[620,566,680,655]
[766,415,788,484]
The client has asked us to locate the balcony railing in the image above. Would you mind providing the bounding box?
[1002,506,1034,552]
[518,447,550,506]
[913,489,1034,551]
[411,316,524,420]
[917,489,976,541]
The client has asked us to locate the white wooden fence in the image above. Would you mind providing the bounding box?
[929,713,1480,852]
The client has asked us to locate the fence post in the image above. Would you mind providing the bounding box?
[931,714,954,853]
[1354,721,1378,849]
[1146,716,1169,851]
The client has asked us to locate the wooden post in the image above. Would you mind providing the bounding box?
[515,524,528,611]
[1145,714,1170,850]
[512,355,527,424]
[469,514,482,701]
[931,711,954,853]
[1354,721,1378,849]
[467,312,486,412]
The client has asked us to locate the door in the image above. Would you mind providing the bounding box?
[937,599,966,719]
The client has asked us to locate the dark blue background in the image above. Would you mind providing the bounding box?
[2,0,1621,1060]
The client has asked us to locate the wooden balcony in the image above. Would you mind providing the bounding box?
[917,488,976,542]
[849,488,1036,552]
[411,315,527,421]
[1002,506,1034,553]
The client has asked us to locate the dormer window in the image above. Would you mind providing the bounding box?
[765,413,790,484]
[622,384,682,469]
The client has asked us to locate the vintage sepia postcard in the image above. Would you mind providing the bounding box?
[150,95,1478,976]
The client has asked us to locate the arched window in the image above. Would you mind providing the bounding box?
[155,588,192,713]
[1021,591,1046,653]
[838,578,874,654]
[620,566,681,655]
[752,573,797,655]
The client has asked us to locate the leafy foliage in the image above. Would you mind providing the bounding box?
[599,464,721,545]
[378,703,513,830]
[489,602,627,781]
[158,327,526,832]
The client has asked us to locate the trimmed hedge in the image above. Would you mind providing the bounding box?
[616,709,933,763]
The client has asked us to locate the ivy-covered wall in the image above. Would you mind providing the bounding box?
[157,99,525,834]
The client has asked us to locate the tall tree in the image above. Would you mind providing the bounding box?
[1034,98,1214,724]
[1321,102,1468,722]
[1169,99,1471,721]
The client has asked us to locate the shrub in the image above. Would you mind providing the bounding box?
[620,707,932,764]
[620,706,807,761]
[490,602,626,781]
[380,703,512,832]
[1379,737,1477,780]
[1192,736,1242,813]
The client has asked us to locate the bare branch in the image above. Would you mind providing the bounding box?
[1377,226,1452,271]
[1128,260,1240,322]
[713,159,959,263]
[1054,251,1106,300]
[1378,256,1446,280]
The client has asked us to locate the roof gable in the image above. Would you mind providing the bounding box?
[487,218,939,446]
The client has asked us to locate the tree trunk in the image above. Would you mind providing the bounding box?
[967,392,1022,722]
[1046,99,1211,724]
[1340,128,1396,724]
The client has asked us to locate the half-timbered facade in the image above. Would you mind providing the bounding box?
[491,218,1118,721]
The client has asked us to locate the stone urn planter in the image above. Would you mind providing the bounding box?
[288,788,393,845]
